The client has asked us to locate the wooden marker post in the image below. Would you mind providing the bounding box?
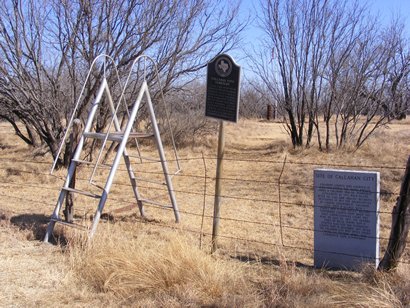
[205,54,240,253]
[212,120,225,252]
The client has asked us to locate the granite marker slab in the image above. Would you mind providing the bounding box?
[314,169,380,270]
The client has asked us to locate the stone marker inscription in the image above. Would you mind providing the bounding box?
[314,169,380,270]
[205,54,240,122]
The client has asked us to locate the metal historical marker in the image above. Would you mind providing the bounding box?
[205,54,241,254]
[205,54,240,122]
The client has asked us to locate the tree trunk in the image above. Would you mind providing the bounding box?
[287,108,300,148]
[64,119,83,223]
[325,117,330,151]
[306,111,314,147]
[378,156,410,271]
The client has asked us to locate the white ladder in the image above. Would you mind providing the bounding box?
[44,56,180,242]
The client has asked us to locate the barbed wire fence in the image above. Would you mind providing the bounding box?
[0,147,409,267]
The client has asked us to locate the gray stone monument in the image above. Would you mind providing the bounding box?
[314,169,380,270]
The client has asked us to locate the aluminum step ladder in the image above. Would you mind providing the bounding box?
[44,57,180,242]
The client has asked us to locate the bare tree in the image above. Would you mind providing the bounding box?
[254,0,337,148]
[329,18,410,149]
[0,0,244,166]
[383,20,410,120]
[253,0,410,150]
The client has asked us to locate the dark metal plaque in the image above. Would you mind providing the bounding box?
[205,54,241,122]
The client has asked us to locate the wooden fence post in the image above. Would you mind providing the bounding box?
[211,121,225,253]
[378,155,410,271]
[64,119,83,223]
[267,105,272,121]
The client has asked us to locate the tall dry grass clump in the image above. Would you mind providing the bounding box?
[322,264,409,307]
[67,227,258,306]
[256,260,408,307]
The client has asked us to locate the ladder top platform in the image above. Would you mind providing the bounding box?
[83,131,154,142]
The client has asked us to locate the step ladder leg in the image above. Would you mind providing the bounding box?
[123,151,145,217]
[89,190,108,237]
[44,162,78,242]
[156,145,180,222]
[145,84,180,222]
[44,119,91,242]
[106,83,145,217]
[88,88,144,238]
[43,189,67,242]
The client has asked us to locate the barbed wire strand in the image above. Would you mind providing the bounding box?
[0,155,406,171]
[0,186,406,244]
[0,191,409,264]
[0,179,403,216]
[0,157,405,199]
[0,156,409,265]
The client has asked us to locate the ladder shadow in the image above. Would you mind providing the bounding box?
[10,213,67,245]
[232,255,367,273]
[232,254,314,270]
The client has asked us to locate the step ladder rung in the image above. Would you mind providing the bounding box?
[83,132,154,142]
[128,155,161,162]
[79,162,113,170]
[62,187,102,199]
[90,181,105,190]
[72,159,94,165]
[135,177,166,185]
[72,159,114,172]
[50,217,89,231]
[140,198,173,209]
[129,132,154,139]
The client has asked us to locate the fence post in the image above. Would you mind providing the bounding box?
[278,155,287,246]
[199,152,208,250]
[64,119,82,223]
[378,155,410,271]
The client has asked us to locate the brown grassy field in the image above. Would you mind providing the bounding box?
[0,118,409,307]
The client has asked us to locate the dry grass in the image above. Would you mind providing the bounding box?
[0,119,410,307]
[0,222,111,307]
[67,227,257,307]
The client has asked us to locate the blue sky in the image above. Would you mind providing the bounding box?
[233,0,410,79]
[370,0,410,24]
[238,0,410,33]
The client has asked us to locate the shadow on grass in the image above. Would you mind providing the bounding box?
[232,254,314,269]
[10,213,68,246]
[227,139,289,155]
